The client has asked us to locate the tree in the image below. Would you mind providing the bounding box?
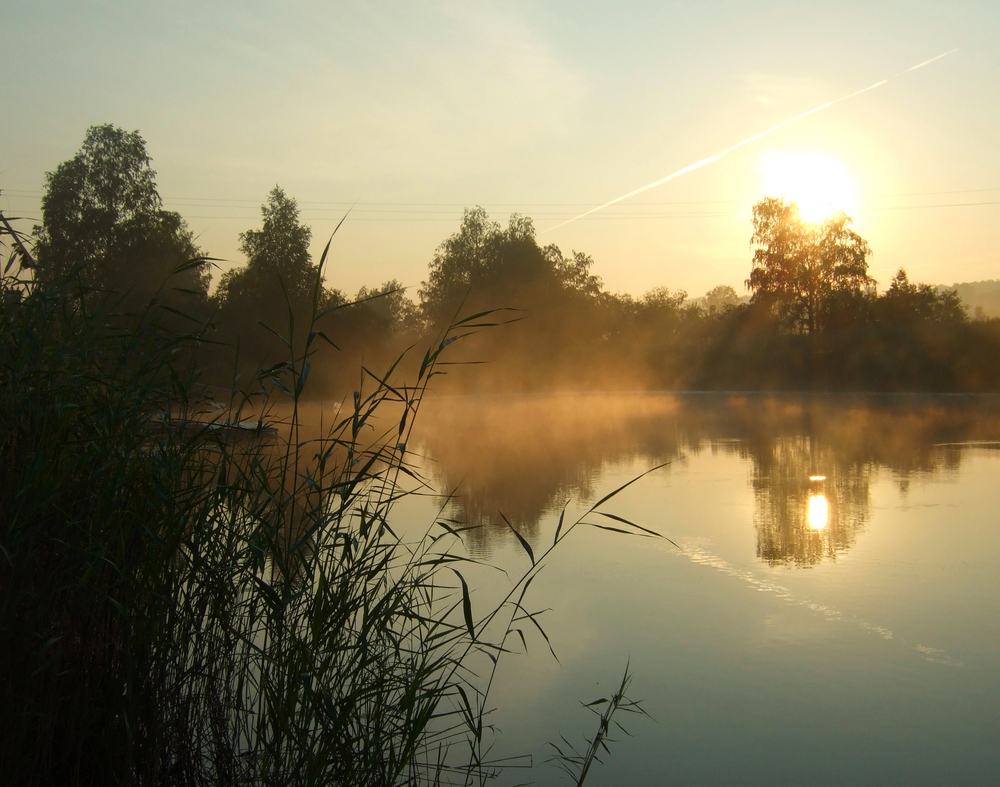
[33,124,209,304]
[214,187,338,368]
[746,197,873,336]
[216,186,318,315]
[418,206,601,325]
[703,285,739,314]
[353,280,420,337]
[879,268,967,325]
[414,207,615,390]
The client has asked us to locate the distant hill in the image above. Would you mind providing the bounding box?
[694,281,1000,318]
[937,280,1000,319]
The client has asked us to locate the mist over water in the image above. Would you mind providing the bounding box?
[412,392,1000,562]
[403,393,1000,784]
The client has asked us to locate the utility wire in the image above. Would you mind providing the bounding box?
[3,187,1000,206]
[2,189,997,220]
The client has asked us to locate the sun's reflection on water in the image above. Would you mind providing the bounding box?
[808,494,828,530]
[751,435,870,566]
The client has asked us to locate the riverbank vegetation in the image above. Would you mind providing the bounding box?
[2,190,658,783]
[2,213,467,783]
[19,124,1000,398]
[21,126,1000,397]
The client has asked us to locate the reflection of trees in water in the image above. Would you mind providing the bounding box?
[750,437,870,567]
[413,395,684,556]
[412,394,1000,561]
[691,396,993,566]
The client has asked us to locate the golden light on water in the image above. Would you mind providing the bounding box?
[760,151,856,222]
[808,494,829,530]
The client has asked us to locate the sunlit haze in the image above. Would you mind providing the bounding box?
[760,151,856,222]
[3,1,998,297]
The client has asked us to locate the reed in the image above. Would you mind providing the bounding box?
[0,215,654,786]
[548,663,647,786]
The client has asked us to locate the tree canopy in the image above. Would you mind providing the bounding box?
[32,124,208,304]
[746,197,873,336]
[215,186,318,315]
[704,285,740,313]
[419,207,601,325]
[211,187,345,371]
[878,268,967,327]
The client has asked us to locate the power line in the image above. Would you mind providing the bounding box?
[856,201,1000,212]
[175,213,734,221]
[873,187,1000,197]
[4,187,1000,206]
[0,188,740,206]
[130,201,1000,220]
[2,189,998,220]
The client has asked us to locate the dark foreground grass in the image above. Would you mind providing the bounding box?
[0,216,654,786]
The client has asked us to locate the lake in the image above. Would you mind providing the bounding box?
[400,392,1000,786]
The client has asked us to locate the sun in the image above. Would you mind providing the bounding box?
[759,150,856,223]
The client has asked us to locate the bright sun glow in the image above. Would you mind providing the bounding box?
[760,151,856,222]
[808,494,829,530]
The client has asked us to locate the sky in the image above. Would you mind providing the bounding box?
[3,0,999,300]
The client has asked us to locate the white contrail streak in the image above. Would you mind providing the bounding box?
[543,50,958,234]
[904,48,958,73]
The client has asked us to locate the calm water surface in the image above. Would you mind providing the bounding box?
[401,393,1000,786]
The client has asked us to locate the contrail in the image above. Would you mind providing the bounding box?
[904,49,957,73]
[542,49,958,234]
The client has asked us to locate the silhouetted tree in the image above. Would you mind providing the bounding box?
[216,187,318,317]
[880,268,966,325]
[419,207,601,325]
[746,197,873,336]
[32,124,209,306]
[703,284,739,314]
[353,280,420,337]
[214,187,340,370]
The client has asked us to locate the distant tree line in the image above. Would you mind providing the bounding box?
[942,280,1000,320]
[24,124,1000,394]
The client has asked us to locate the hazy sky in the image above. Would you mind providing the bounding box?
[4,0,998,299]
